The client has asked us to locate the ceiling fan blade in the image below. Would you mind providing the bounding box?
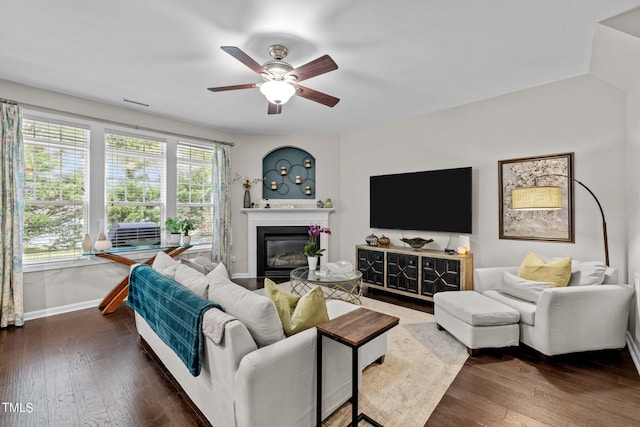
[294,85,340,107]
[267,102,283,115]
[207,83,258,92]
[221,46,268,75]
[287,55,338,83]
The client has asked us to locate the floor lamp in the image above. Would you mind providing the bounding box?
[511,174,609,266]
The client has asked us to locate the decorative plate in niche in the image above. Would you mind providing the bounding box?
[262,146,315,199]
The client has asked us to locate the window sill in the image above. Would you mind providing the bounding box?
[23,244,212,273]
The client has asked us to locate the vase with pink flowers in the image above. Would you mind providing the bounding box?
[303,224,331,270]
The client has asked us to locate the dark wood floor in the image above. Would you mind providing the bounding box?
[1,282,639,427]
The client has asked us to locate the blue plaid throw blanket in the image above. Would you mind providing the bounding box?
[128,265,220,376]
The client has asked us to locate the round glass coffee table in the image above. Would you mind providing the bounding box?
[290,267,363,305]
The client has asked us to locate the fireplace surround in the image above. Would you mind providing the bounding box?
[244,208,333,278]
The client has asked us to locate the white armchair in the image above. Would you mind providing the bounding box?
[474,266,634,356]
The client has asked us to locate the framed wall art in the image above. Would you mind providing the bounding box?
[498,152,574,242]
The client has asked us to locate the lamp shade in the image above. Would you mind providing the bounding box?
[512,186,562,210]
[259,81,296,104]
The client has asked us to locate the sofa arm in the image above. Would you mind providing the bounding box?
[532,284,634,355]
[234,326,354,427]
[473,266,519,293]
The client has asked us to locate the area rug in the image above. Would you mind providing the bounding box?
[323,296,469,427]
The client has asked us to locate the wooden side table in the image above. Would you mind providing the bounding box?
[316,308,399,427]
[96,245,191,315]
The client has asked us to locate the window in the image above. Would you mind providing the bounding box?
[177,142,214,243]
[21,109,220,267]
[22,118,89,262]
[105,131,165,232]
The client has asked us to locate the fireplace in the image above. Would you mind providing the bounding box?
[257,226,313,278]
[244,208,332,279]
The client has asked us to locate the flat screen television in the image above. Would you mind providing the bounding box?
[369,167,472,233]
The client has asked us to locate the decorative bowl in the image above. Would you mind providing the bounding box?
[325,260,354,274]
[400,237,434,249]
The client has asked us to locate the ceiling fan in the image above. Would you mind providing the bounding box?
[207,45,340,115]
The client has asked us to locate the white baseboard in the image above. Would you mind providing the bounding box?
[231,273,251,279]
[627,332,640,376]
[24,298,103,321]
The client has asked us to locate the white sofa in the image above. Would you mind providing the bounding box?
[132,266,387,427]
[472,266,634,356]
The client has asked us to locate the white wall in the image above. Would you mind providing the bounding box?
[338,75,627,274]
[229,133,341,276]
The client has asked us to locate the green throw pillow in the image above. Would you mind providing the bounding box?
[517,251,572,287]
[265,279,329,336]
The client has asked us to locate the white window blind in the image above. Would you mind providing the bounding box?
[177,142,214,243]
[105,131,166,246]
[22,118,89,262]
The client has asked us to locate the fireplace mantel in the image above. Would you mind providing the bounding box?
[243,208,334,278]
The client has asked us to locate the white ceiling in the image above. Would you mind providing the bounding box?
[1,0,639,135]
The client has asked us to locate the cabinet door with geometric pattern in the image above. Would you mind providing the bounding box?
[421,257,461,297]
[386,252,419,294]
[357,248,385,285]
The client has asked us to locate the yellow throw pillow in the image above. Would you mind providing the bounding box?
[517,252,572,287]
[265,279,329,336]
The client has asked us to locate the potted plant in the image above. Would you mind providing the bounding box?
[165,217,182,245]
[304,224,331,271]
[181,219,195,245]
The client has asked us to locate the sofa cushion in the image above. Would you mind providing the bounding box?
[182,253,218,275]
[540,256,608,286]
[174,264,208,298]
[207,263,284,347]
[434,291,520,326]
[483,290,537,326]
[152,251,179,279]
[265,279,329,336]
[517,251,571,287]
[502,271,554,303]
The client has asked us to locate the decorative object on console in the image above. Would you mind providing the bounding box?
[316,200,324,208]
[181,218,195,245]
[499,152,574,244]
[262,146,315,199]
[457,235,470,254]
[94,230,112,252]
[378,235,390,247]
[81,233,93,253]
[165,217,182,245]
[365,233,379,246]
[324,198,333,208]
[400,237,434,249]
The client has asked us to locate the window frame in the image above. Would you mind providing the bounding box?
[22,109,214,272]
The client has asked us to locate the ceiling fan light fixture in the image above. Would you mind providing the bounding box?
[260,80,295,104]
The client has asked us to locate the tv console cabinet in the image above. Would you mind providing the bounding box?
[355,244,473,302]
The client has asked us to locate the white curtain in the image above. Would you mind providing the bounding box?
[0,101,24,327]
[211,143,231,269]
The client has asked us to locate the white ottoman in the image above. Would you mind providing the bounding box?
[434,291,520,356]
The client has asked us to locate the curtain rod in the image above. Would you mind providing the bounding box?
[3,98,234,147]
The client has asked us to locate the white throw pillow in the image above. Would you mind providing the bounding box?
[540,255,608,286]
[502,271,555,304]
[151,251,180,279]
[174,264,209,298]
[568,260,608,286]
[181,253,218,275]
[152,251,178,272]
[207,263,284,347]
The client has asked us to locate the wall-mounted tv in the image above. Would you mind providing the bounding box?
[370,167,472,233]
